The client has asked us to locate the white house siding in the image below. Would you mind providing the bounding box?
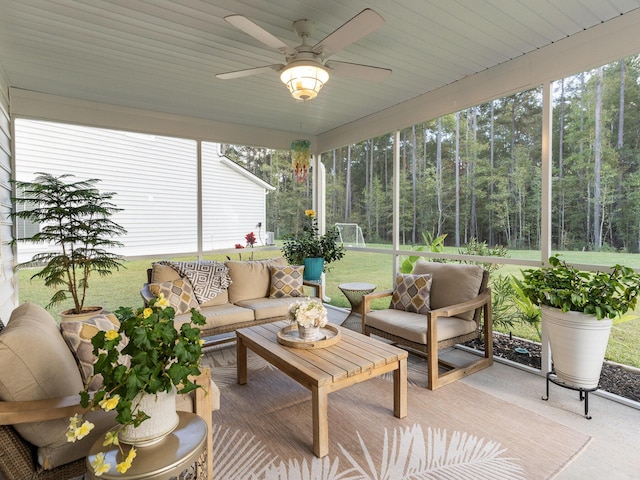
[0,69,15,319]
[202,143,272,250]
[14,119,272,260]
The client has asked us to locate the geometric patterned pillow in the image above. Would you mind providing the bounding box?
[269,265,304,298]
[390,273,433,314]
[60,313,125,390]
[149,278,200,315]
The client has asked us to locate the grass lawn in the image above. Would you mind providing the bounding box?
[17,245,640,368]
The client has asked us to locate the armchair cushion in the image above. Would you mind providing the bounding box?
[412,262,484,321]
[0,303,114,469]
[390,273,432,314]
[149,278,200,314]
[269,265,304,298]
[366,308,476,344]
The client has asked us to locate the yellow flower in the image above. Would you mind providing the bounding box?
[116,447,136,473]
[105,329,119,341]
[103,430,119,446]
[305,209,316,218]
[67,417,95,442]
[142,307,153,318]
[99,394,120,412]
[91,452,111,476]
[155,293,170,309]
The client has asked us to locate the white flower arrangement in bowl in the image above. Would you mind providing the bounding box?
[288,297,328,340]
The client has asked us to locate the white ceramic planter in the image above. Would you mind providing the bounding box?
[542,305,612,389]
[118,388,179,447]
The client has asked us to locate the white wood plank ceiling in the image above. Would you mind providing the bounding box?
[1,0,639,137]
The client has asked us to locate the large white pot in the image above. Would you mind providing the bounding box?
[118,388,179,447]
[542,305,612,390]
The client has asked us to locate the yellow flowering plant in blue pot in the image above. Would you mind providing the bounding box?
[66,294,206,475]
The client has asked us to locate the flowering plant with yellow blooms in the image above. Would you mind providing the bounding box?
[66,294,206,475]
[281,209,345,271]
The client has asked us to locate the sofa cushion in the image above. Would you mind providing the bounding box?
[412,262,484,321]
[150,278,200,315]
[235,297,300,321]
[225,257,286,303]
[174,304,255,330]
[0,303,114,469]
[151,262,181,283]
[269,265,304,298]
[390,273,432,314]
[159,261,231,304]
[59,313,124,390]
[366,308,476,345]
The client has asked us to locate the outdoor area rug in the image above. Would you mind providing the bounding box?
[203,346,591,480]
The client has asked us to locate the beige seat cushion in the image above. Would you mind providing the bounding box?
[225,257,286,303]
[235,297,300,321]
[0,303,115,469]
[412,262,484,321]
[365,308,476,345]
[174,304,255,330]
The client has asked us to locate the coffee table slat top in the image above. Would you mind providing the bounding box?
[237,322,407,388]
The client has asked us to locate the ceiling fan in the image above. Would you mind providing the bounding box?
[216,8,392,101]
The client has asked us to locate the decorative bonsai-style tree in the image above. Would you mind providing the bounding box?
[11,172,127,315]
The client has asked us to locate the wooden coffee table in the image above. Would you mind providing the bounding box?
[236,321,408,457]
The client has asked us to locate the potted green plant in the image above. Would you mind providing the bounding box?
[281,209,345,281]
[11,173,127,320]
[519,255,640,389]
[67,295,206,475]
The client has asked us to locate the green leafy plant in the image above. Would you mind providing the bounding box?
[67,295,206,475]
[11,173,127,314]
[281,210,345,271]
[519,255,640,320]
[458,237,508,273]
[399,232,447,273]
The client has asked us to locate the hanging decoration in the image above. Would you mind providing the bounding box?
[291,139,311,182]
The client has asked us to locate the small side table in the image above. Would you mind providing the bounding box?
[85,412,207,480]
[338,282,376,330]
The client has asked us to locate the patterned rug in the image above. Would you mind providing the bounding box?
[203,346,591,479]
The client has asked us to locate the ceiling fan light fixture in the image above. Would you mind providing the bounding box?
[280,62,330,101]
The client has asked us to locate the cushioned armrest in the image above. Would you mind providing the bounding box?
[429,289,491,320]
[0,395,87,425]
[140,283,154,306]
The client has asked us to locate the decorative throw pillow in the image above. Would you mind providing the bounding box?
[390,273,433,314]
[149,278,200,315]
[270,265,304,298]
[60,313,126,390]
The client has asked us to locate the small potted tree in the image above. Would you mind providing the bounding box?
[11,172,127,320]
[281,209,345,281]
[519,255,640,390]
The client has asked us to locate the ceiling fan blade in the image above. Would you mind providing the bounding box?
[216,64,284,80]
[224,15,296,55]
[313,9,385,58]
[325,61,391,82]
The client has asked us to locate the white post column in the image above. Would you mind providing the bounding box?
[540,81,553,376]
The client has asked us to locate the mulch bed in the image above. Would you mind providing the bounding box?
[465,333,640,403]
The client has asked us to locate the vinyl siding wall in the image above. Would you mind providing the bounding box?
[14,119,270,260]
[0,69,14,319]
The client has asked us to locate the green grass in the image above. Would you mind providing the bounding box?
[17,246,640,368]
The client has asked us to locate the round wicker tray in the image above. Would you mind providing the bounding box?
[276,324,342,349]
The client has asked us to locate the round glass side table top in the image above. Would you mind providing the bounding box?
[85,412,207,480]
[338,282,376,328]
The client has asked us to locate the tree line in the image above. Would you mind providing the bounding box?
[224,54,640,253]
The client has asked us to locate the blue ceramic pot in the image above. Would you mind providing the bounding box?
[303,257,324,281]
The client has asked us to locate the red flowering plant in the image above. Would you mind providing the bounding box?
[245,232,256,260]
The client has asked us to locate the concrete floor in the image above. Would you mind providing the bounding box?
[327,305,640,480]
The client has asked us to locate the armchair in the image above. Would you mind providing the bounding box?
[362,262,493,390]
[0,303,217,480]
